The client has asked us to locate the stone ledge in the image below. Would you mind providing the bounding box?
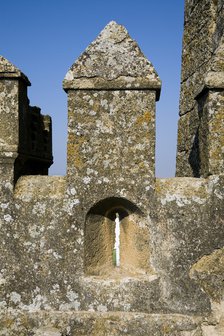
[63,77,161,101]
[0,310,204,336]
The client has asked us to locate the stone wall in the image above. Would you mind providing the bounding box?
[0,4,223,335]
[176,0,224,177]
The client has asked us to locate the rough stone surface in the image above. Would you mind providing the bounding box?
[190,247,224,336]
[190,247,224,303]
[0,310,204,336]
[176,0,224,177]
[197,89,224,176]
[0,9,223,336]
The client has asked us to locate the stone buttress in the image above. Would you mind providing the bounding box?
[0,16,223,336]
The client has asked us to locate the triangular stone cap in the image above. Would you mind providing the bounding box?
[63,21,161,99]
[0,56,31,85]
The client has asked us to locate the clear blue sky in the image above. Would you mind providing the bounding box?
[1,0,184,177]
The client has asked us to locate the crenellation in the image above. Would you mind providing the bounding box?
[0,4,223,335]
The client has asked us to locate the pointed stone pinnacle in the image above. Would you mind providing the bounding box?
[63,21,161,97]
[0,56,30,85]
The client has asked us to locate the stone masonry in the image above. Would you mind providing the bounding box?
[0,1,223,335]
[176,0,224,177]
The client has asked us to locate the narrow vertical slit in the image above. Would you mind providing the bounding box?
[114,212,120,267]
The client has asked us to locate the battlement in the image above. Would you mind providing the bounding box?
[0,3,223,335]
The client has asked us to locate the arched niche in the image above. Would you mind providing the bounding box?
[84,197,153,277]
